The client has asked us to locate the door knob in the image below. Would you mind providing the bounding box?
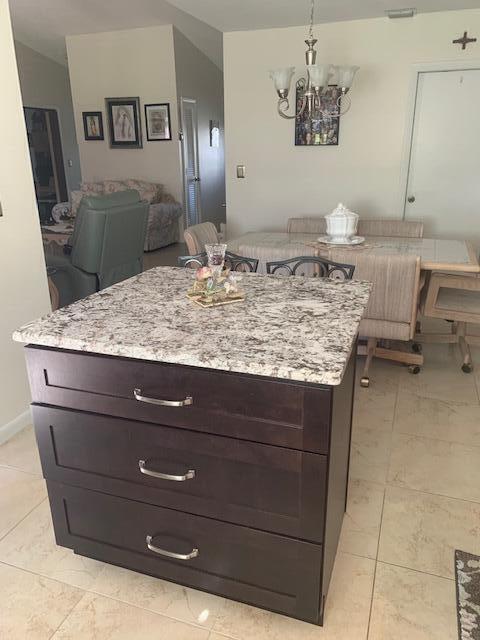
[407,196,415,203]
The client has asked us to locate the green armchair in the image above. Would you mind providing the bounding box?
[47,190,149,307]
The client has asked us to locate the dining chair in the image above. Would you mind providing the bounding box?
[178,251,259,273]
[266,255,355,280]
[357,219,424,238]
[287,217,326,234]
[286,216,424,238]
[416,272,480,373]
[184,222,219,254]
[330,250,423,386]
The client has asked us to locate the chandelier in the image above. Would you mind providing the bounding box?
[269,0,359,120]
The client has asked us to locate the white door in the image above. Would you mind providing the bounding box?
[180,98,201,228]
[404,69,480,240]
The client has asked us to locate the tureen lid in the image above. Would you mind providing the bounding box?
[325,203,358,219]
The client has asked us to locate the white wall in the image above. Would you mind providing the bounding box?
[173,27,225,228]
[0,0,51,437]
[224,9,480,237]
[66,26,183,201]
[14,40,82,192]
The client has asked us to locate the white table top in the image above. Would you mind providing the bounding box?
[229,232,479,273]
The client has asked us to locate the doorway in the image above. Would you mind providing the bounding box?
[24,107,67,224]
[404,68,480,240]
[180,97,201,228]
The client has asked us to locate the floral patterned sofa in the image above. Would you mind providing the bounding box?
[52,179,182,251]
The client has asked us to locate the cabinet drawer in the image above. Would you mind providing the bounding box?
[34,405,327,542]
[48,481,324,624]
[26,346,332,453]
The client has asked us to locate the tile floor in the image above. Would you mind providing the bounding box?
[1,339,479,639]
[142,242,187,271]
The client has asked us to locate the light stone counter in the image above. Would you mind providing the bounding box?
[14,266,371,386]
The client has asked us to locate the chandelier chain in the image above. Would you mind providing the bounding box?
[308,0,315,40]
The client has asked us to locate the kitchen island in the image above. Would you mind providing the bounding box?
[13,266,371,626]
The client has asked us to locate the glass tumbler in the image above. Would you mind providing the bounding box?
[205,243,227,279]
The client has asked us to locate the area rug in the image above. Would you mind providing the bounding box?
[456,550,480,639]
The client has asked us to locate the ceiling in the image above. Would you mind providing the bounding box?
[9,0,480,71]
[167,0,480,32]
[9,0,223,68]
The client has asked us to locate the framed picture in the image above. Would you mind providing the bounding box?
[82,111,104,141]
[209,120,220,147]
[105,97,142,148]
[144,103,172,141]
[294,84,341,146]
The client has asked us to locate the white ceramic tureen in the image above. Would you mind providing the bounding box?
[324,203,359,242]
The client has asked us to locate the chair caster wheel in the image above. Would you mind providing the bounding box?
[408,365,421,375]
[462,363,473,374]
[412,342,422,354]
[360,377,370,388]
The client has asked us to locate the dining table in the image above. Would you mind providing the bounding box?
[228,232,480,274]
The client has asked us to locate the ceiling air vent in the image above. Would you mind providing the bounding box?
[386,8,416,18]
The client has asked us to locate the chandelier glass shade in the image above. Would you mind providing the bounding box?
[269,1,359,120]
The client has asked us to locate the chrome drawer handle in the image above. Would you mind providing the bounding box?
[146,535,199,561]
[139,460,195,482]
[133,388,193,407]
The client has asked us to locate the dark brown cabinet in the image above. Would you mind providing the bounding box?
[25,344,355,625]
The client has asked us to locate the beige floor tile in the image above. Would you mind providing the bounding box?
[0,500,104,589]
[349,427,392,484]
[212,553,375,640]
[368,563,457,640]
[51,592,210,639]
[0,562,83,639]
[394,388,480,446]
[388,432,480,502]
[0,467,46,539]
[353,389,397,433]
[378,486,480,579]
[339,479,385,559]
[0,425,42,475]
[90,563,225,629]
[398,343,478,404]
[354,360,399,432]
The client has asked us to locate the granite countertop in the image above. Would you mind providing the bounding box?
[13,267,371,386]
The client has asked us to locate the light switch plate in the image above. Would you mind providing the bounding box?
[0,202,3,217]
[236,164,246,179]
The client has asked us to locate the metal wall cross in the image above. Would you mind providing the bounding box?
[453,31,477,50]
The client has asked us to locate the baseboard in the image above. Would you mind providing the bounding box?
[0,408,31,446]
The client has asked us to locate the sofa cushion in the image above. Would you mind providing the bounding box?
[102,180,129,194]
[80,181,104,194]
[124,179,162,204]
[159,191,176,204]
[72,188,108,215]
